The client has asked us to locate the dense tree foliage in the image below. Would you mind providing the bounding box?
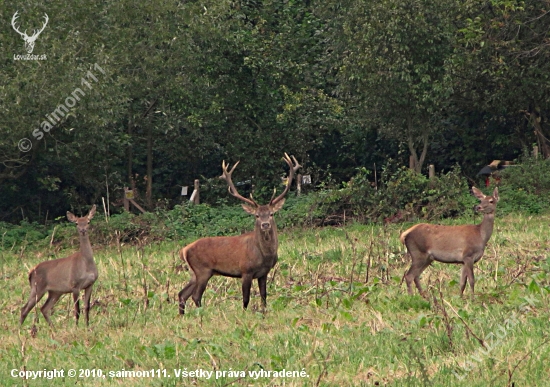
[1,0,549,222]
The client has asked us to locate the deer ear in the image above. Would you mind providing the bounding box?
[87,205,97,220]
[67,211,77,223]
[492,187,499,202]
[471,186,485,200]
[242,204,257,215]
[270,198,286,213]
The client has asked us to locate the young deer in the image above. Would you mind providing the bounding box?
[178,153,300,314]
[400,187,499,297]
[20,205,98,327]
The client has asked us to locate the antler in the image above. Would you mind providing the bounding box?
[270,153,301,205]
[220,160,258,207]
[11,12,27,37]
[32,14,49,39]
[11,12,48,39]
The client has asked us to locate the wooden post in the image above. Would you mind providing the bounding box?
[297,174,302,196]
[193,179,200,204]
[374,163,378,191]
[533,145,539,159]
[129,199,146,213]
[429,164,435,179]
[124,187,146,213]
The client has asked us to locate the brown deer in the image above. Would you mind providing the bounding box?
[178,153,301,314]
[400,187,499,297]
[20,205,98,327]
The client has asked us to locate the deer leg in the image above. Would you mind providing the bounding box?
[40,291,62,326]
[191,272,212,309]
[404,253,432,296]
[178,279,196,315]
[460,259,475,296]
[403,267,415,294]
[257,275,268,312]
[20,285,47,326]
[242,274,254,310]
[72,291,81,325]
[83,286,93,326]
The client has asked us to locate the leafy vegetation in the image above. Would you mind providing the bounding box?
[498,153,550,214]
[5,152,550,250]
[3,0,550,222]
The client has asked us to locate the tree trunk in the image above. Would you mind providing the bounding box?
[142,99,157,210]
[406,116,429,173]
[529,108,550,159]
[127,119,133,184]
[146,124,153,210]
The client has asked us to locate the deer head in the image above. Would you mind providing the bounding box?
[220,153,301,233]
[67,205,96,236]
[12,11,49,54]
[472,186,499,215]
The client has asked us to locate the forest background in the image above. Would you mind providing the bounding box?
[2,0,550,228]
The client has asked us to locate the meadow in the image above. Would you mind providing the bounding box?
[1,211,549,386]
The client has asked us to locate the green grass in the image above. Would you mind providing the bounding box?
[1,212,549,386]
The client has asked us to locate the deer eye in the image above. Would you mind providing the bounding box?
[489,199,493,203]
[256,215,260,218]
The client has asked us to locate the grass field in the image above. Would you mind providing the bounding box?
[1,212,549,386]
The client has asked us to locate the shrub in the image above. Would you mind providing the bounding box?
[0,220,50,250]
[497,152,550,214]
[301,161,470,225]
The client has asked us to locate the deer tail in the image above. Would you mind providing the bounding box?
[399,229,411,245]
[399,225,420,245]
[27,266,38,283]
[180,245,194,268]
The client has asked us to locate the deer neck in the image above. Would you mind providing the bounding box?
[78,232,94,264]
[479,212,495,245]
[255,224,279,257]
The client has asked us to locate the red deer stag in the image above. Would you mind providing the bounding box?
[20,205,98,327]
[178,153,301,314]
[400,187,499,297]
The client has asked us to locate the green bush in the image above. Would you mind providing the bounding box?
[376,164,469,221]
[0,220,50,250]
[160,202,253,240]
[302,161,471,224]
[498,152,550,214]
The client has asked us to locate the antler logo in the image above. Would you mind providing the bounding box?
[11,11,49,54]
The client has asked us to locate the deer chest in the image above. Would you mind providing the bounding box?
[72,263,98,288]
